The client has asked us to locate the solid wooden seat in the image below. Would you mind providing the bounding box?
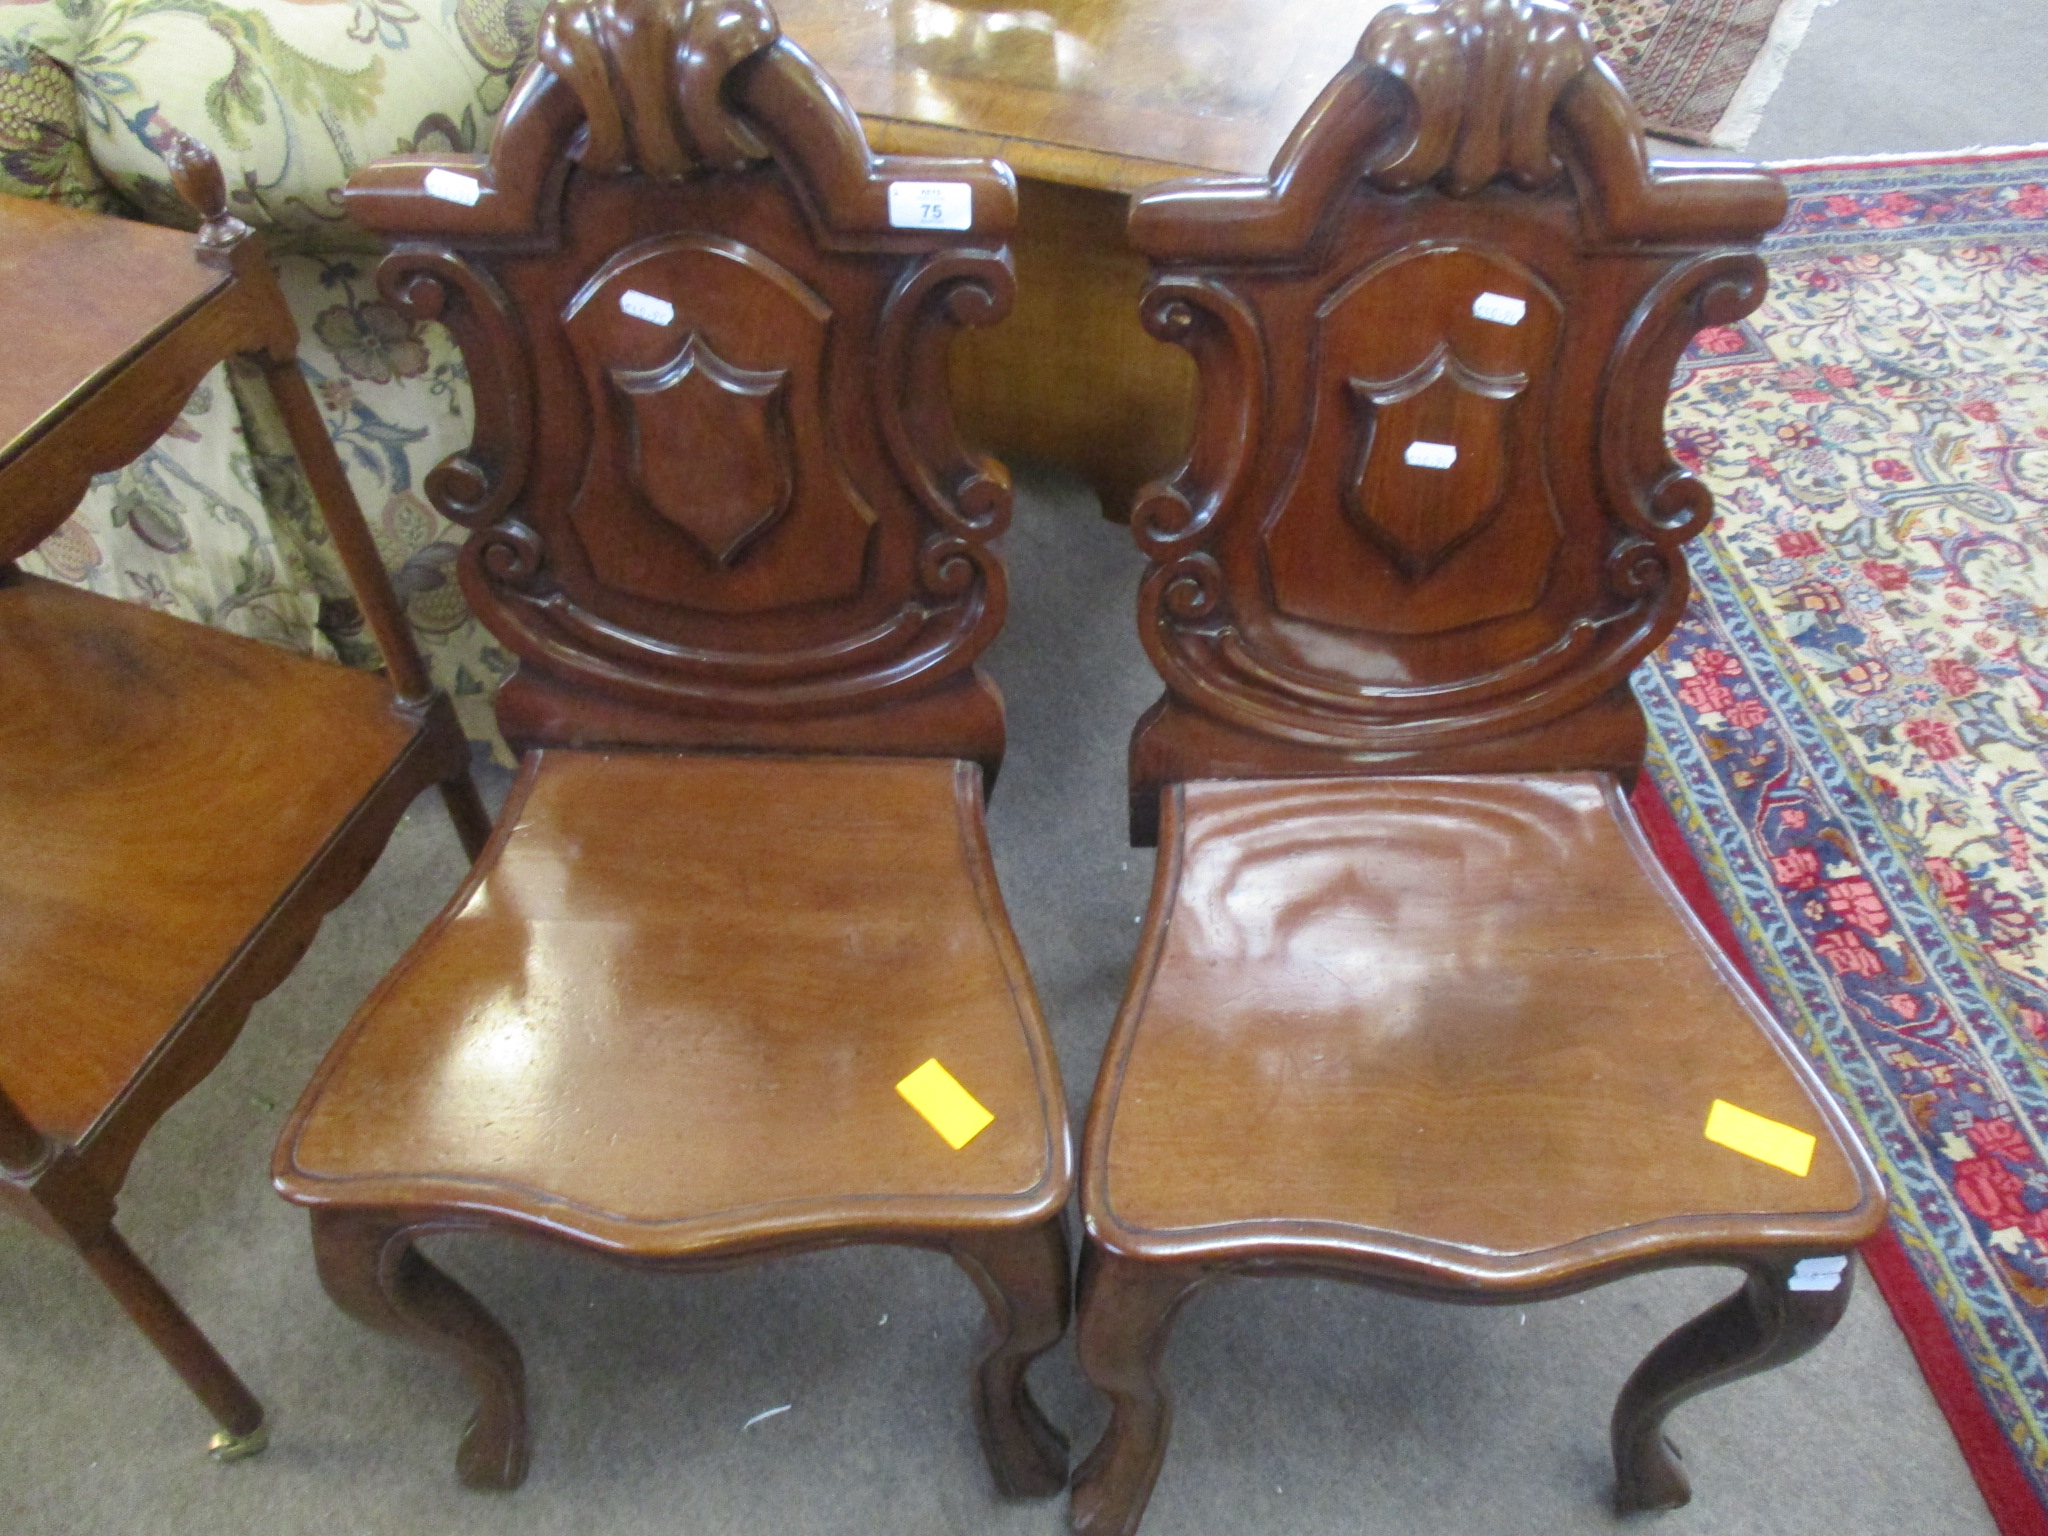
[1092,774,1872,1273]
[0,574,415,1146]
[269,0,1071,1501]
[0,141,487,1465]
[1065,3,1888,1532]
[281,752,1063,1250]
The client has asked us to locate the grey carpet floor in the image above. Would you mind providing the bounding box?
[10,2,2048,1530]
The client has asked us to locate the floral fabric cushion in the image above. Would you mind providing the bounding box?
[0,4,118,208]
[8,0,540,238]
[14,363,332,651]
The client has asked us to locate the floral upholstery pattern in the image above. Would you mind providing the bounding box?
[4,0,539,236]
[13,362,332,649]
[0,14,116,208]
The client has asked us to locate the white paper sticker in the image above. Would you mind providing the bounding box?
[1472,291,1527,326]
[619,289,676,327]
[423,167,482,207]
[888,181,973,232]
[1788,1255,1848,1292]
[1404,440,1459,470]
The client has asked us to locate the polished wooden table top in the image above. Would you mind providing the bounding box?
[776,0,1394,191]
[0,574,415,1145]
[0,197,226,467]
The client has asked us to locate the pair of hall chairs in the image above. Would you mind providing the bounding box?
[9,0,1887,1531]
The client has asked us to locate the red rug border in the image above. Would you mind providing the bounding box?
[1629,778,2048,1536]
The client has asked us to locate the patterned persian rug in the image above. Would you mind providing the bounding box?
[1589,0,1818,143]
[1650,148,2048,1531]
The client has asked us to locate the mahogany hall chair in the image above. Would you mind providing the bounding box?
[268,0,1072,1495]
[1067,2,1888,1531]
[0,140,488,1460]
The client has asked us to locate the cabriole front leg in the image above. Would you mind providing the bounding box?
[1611,1253,1854,1513]
[1068,1247,1206,1536]
[310,1208,529,1489]
[948,1215,1074,1497]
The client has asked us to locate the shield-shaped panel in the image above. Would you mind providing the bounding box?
[1344,346,1524,581]
[612,335,794,568]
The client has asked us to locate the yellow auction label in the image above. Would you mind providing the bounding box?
[1703,1098,1816,1177]
[896,1058,995,1150]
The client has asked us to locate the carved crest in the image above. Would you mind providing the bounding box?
[613,334,792,567]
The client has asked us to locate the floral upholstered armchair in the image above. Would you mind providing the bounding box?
[2,0,546,749]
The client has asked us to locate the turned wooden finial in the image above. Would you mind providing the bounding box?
[537,0,781,179]
[160,126,253,255]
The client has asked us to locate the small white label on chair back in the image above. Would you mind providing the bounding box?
[1404,441,1459,470]
[888,182,973,231]
[620,289,675,327]
[1472,291,1527,326]
[423,168,482,206]
[1788,1255,1848,1292]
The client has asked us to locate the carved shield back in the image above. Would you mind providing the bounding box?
[1123,0,1786,833]
[343,0,1018,766]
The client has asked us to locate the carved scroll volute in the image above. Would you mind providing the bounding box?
[1128,277,1264,665]
[878,247,1016,636]
[1599,250,1771,610]
[378,247,534,534]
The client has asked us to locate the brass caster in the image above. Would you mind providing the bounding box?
[208,1423,269,1463]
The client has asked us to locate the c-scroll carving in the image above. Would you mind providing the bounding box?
[878,249,1017,547]
[379,248,534,531]
[1129,279,1266,562]
[1597,251,1769,605]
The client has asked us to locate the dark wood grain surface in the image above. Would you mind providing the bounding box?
[773,0,1395,192]
[0,200,224,459]
[0,574,416,1147]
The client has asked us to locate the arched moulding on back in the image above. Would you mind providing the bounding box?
[1120,0,1787,836]
[341,0,1020,767]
